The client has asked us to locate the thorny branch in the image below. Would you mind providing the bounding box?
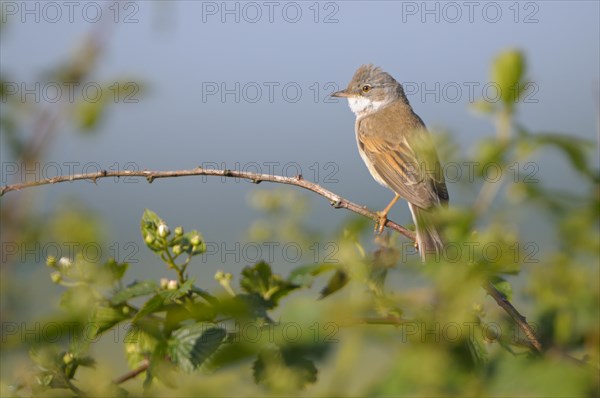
[1,166,545,357]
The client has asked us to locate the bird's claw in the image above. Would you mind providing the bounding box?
[374,212,388,235]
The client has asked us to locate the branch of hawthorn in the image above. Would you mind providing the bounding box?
[112,359,149,385]
[0,166,546,354]
[482,281,542,352]
[0,167,416,239]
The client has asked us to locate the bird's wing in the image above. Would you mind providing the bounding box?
[357,112,448,209]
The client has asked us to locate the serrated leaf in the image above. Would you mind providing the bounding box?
[132,294,166,322]
[192,285,219,305]
[112,280,158,305]
[240,262,299,307]
[240,261,272,295]
[168,325,227,373]
[90,304,128,336]
[160,278,194,301]
[202,340,259,372]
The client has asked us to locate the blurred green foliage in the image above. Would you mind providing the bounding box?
[1,48,598,397]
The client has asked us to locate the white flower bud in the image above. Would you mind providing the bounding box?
[58,257,72,268]
[157,223,170,238]
[145,234,154,244]
[191,235,201,246]
[167,280,179,290]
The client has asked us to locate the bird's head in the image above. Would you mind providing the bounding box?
[332,64,406,117]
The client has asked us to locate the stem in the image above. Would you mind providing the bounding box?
[112,359,150,385]
[482,281,542,352]
[0,166,543,353]
[0,168,415,239]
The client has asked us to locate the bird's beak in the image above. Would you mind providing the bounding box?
[331,89,352,98]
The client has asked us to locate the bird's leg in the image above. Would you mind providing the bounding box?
[375,194,401,234]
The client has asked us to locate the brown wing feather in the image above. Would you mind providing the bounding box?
[357,102,448,209]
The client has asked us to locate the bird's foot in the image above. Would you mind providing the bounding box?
[374,211,388,235]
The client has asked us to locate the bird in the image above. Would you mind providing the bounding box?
[332,64,448,260]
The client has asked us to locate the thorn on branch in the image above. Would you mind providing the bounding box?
[146,175,154,183]
[251,179,262,184]
[91,170,108,184]
[330,199,343,208]
[295,174,303,181]
[223,169,233,177]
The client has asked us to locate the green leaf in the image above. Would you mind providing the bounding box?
[287,263,337,287]
[491,49,525,107]
[124,325,161,370]
[132,294,167,322]
[253,346,318,390]
[192,285,219,305]
[240,261,272,294]
[112,280,158,305]
[140,209,164,252]
[102,259,129,282]
[318,269,349,299]
[240,261,299,307]
[141,209,161,226]
[131,279,194,322]
[75,98,106,131]
[161,278,194,301]
[168,325,227,372]
[490,276,513,301]
[90,304,128,336]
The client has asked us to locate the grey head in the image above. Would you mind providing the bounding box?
[332,64,408,116]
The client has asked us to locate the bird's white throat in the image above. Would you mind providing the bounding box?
[346,96,389,118]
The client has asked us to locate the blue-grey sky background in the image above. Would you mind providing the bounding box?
[1,1,599,317]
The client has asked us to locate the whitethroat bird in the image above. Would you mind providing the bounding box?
[332,64,448,260]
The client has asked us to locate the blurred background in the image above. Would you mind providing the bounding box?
[1,0,598,393]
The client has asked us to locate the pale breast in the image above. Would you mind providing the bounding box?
[355,120,390,189]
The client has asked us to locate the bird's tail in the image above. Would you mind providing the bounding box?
[408,203,444,262]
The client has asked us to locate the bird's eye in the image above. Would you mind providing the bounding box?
[361,85,371,93]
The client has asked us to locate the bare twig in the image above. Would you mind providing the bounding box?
[112,359,149,385]
[0,167,415,240]
[482,281,542,352]
[1,166,546,354]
